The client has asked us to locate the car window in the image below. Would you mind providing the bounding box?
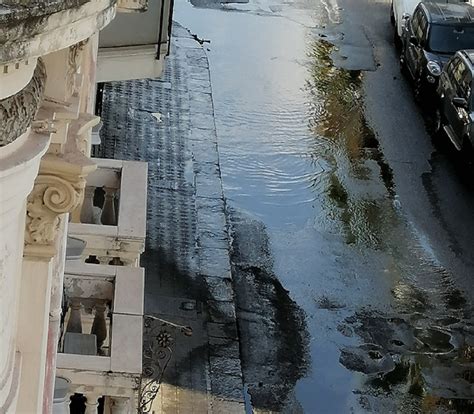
[411,7,421,35]
[428,25,474,54]
[418,13,428,43]
[459,62,471,98]
[446,57,458,79]
[451,59,470,98]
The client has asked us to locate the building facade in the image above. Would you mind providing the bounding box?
[0,1,172,412]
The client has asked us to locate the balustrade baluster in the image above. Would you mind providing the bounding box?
[109,256,124,266]
[80,186,96,224]
[91,303,107,353]
[66,299,82,333]
[101,186,117,225]
[84,393,101,414]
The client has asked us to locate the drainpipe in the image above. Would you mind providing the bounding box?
[156,0,167,59]
[167,0,175,56]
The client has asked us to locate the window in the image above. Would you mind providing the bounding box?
[449,58,471,99]
[418,14,428,43]
[428,25,474,54]
[411,7,421,36]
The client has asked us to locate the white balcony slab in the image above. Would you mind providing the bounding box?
[114,267,144,315]
[110,314,143,374]
[57,354,110,372]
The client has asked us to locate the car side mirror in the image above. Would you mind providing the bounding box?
[409,36,418,46]
[453,96,468,109]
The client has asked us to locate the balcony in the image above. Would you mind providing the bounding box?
[68,158,147,266]
[97,0,173,81]
[56,262,144,412]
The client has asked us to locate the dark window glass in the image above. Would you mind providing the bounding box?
[428,25,474,54]
[419,14,428,42]
[411,8,421,35]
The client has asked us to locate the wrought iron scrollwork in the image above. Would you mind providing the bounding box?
[138,315,192,413]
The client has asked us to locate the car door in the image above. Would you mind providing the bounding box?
[446,58,470,142]
[405,7,425,78]
[440,57,458,114]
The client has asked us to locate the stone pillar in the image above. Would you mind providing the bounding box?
[101,186,117,225]
[16,257,54,413]
[0,58,48,413]
[16,166,91,411]
[91,302,108,352]
[43,220,69,414]
[17,136,96,411]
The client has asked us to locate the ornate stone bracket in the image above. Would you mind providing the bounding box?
[25,174,83,259]
[24,114,98,259]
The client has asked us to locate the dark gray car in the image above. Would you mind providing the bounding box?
[401,2,474,101]
[435,50,474,153]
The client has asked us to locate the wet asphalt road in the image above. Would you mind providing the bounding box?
[175,0,474,412]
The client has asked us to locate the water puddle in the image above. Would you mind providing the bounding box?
[175,0,474,410]
[306,39,396,248]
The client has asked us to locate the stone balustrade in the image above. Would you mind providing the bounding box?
[57,262,144,412]
[68,158,148,266]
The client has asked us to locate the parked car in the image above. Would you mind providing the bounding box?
[391,0,422,46]
[433,50,474,153]
[391,0,469,47]
[400,2,474,101]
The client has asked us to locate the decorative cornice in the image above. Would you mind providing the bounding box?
[0,59,46,147]
[0,0,117,64]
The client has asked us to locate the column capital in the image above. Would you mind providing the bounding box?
[24,127,97,260]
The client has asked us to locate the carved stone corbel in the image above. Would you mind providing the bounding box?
[24,173,83,259]
[24,114,97,259]
[68,40,88,98]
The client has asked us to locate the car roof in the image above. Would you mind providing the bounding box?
[421,2,474,24]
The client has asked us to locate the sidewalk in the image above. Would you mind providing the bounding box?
[98,23,246,414]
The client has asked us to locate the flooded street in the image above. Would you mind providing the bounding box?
[174,0,474,411]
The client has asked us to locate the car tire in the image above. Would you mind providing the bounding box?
[393,29,402,51]
[399,54,408,77]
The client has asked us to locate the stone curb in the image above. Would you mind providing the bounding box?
[174,23,246,413]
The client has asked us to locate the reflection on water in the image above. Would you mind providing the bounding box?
[175,0,473,410]
[307,37,474,412]
[306,39,397,248]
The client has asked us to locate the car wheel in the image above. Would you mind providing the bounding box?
[393,29,402,51]
[399,54,408,77]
